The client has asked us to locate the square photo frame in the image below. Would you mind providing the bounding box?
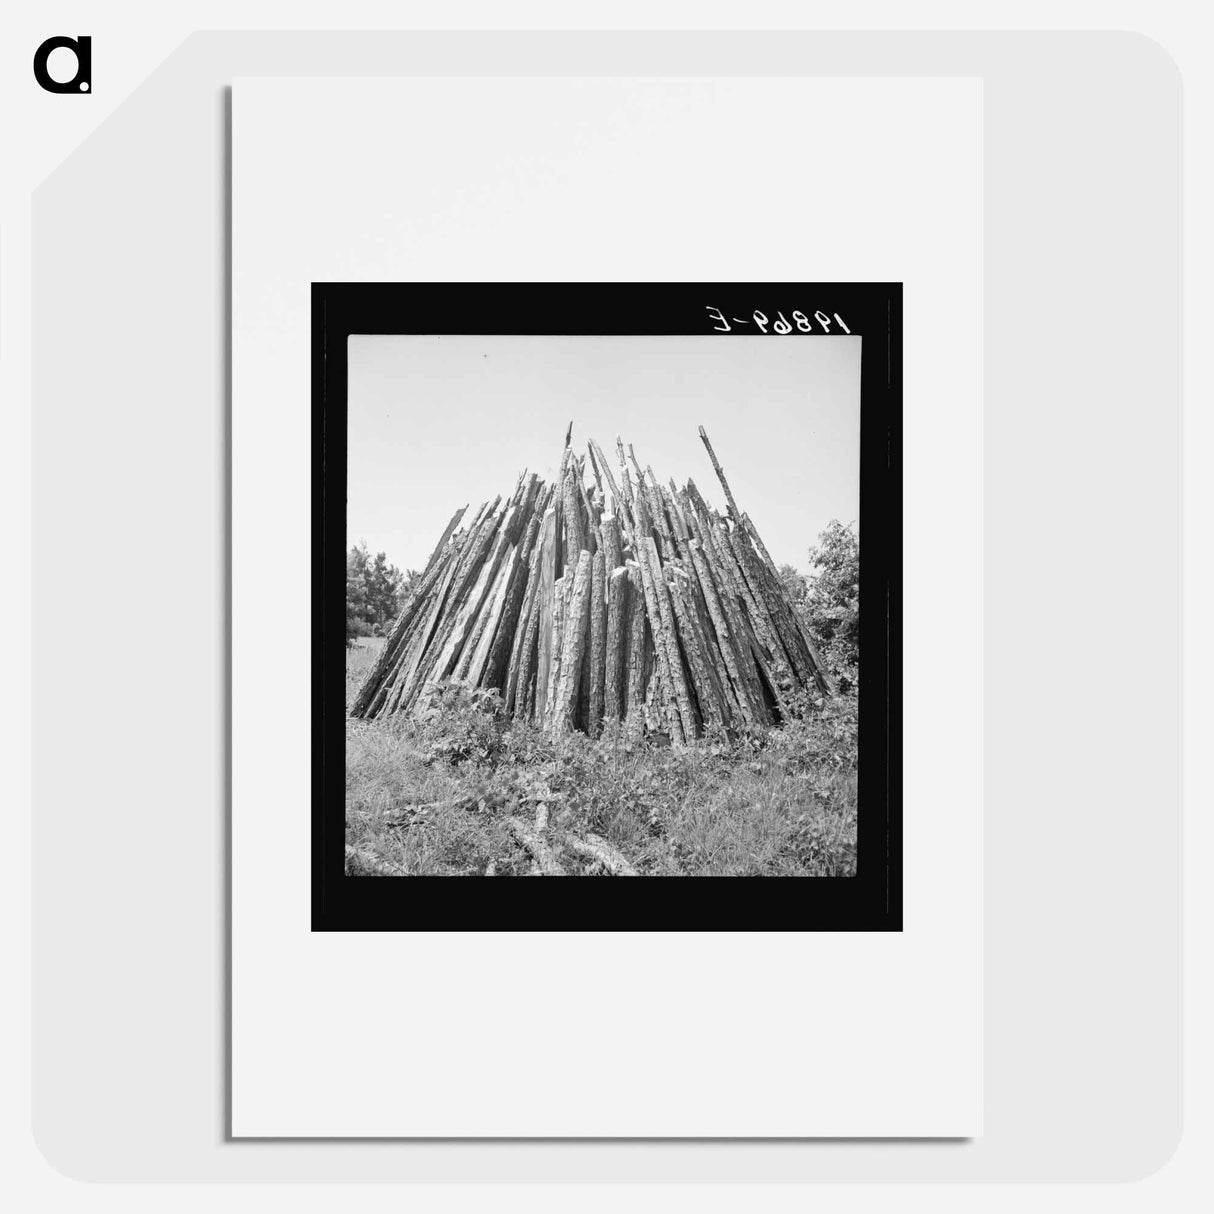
[313,282,902,932]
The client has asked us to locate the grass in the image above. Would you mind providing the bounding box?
[344,636,858,878]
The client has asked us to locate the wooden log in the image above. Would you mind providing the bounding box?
[686,538,760,725]
[350,528,466,717]
[423,504,469,574]
[624,563,648,717]
[561,466,585,568]
[642,665,664,734]
[697,517,783,719]
[503,504,548,710]
[742,510,779,576]
[533,506,558,720]
[510,593,541,720]
[552,550,593,733]
[371,524,480,713]
[576,468,599,549]
[626,446,669,558]
[587,549,607,736]
[544,572,567,727]
[727,527,801,691]
[664,562,722,731]
[604,566,628,724]
[484,487,549,690]
[638,537,694,743]
[586,442,605,499]
[458,543,519,686]
[358,550,447,717]
[507,817,565,875]
[698,425,745,529]
[565,833,638,876]
[401,501,507,702]
[589,437,634,541]
[600,513,622,571]
[421,508,516,691]
[372,542,465,717]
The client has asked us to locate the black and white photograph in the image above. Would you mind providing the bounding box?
[313,284,900,930]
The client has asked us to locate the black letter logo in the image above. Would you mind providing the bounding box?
[33,36,91,94]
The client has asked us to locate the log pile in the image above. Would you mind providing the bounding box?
[350,427,833,742]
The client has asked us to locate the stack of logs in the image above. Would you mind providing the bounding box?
[350,426,833,744]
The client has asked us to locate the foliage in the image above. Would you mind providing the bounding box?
[346,542,413,643]
[344,642,857,879]
[777,563,809,614]
[803,520,860,692]
[414,684,507,766]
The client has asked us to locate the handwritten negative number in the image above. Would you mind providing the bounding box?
[706,306,851,334]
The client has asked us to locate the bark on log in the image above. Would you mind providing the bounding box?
[742,510,779,576]
[561,466,585,567]
[361,552,446,717]
[552,550,593,734]
[565,833,639,876]
[664,562,724,731]
[458,543,519,686]
[587,549,607,736]
[604,566,628,723]
[510,594,541,719]
[544,572,567,727]
[624,563,648,718]
[638,537,695,743]
[375,543,464,717]
[485,494,545,692]
[698,425,745,529]
[350,531,464,717]
[423,509,515,690]
[601,513,622,571]
[533,506,558,719]
[686,537,759,725]
[503,508,547,710]
[590,437,633,541]
[507,817,565,875]
[401,502,506,705]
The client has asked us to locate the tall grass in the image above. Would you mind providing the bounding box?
[344,638,857,877]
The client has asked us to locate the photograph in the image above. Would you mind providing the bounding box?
[313,284,900,929]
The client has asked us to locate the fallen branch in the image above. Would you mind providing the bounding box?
[564,833,639,876]
[344,844,406,877]
[507,816,566,875]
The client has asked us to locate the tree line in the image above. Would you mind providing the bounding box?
[346,542,417,642]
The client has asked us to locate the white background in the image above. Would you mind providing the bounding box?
[233,76,982,1137]
[3,4,1203,1210]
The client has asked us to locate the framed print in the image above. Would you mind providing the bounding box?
[233,75,979,1138]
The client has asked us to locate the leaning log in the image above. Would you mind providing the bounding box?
[587,549,607,736]
[565,833,639,876]
[552,551,593,734]
[507,818,565,876]
[604,566,628,724]
[533,506,558,719]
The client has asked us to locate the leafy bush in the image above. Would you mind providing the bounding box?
[414,684,507,766]
[803,520,859,692]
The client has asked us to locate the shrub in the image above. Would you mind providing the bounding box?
[414,684,506,767]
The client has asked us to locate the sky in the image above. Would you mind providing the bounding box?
[347,334,860,575]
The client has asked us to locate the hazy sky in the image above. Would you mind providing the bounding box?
[347,334,860,574]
